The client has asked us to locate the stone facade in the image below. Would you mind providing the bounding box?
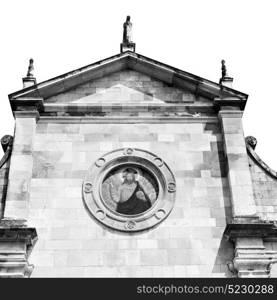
[1,51,277,277]
[27,121,233,277]
[248,152,277,221]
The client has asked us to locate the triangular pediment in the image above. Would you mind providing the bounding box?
[9,51,248,110]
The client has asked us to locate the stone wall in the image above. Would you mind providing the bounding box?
[249,155,277,221]
[46,70,208,104]
[27,121,234,277]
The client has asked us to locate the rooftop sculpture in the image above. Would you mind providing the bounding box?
[121,16,135,52]
[26,58,34,77]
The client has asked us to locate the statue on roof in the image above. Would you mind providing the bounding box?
[26,58,34,77]
[121,16,135,52]
[220,59,233,87]
[221,59,228,78]
[123,16,133,44]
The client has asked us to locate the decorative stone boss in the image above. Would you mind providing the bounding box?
[82,148,176,232]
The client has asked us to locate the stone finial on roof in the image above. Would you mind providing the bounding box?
[121,16,136,53]
[219,59,233,88]
[23,58,36,88]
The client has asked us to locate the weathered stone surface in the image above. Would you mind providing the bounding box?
[4,117,36,220]
[46,70,197,105]
[219,110,257,217]
[25,121,234,277]
[249,153,277,221]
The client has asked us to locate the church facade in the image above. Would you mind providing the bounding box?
[1,22,277,277]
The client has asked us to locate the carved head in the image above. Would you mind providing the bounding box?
[123,167,137,183]
[245,136,257,150]
[126,15,131,22]
[1,135,13,152]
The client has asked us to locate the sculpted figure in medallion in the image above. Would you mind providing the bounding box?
[109,167,152,215]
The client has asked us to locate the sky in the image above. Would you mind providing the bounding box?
[1,0,277,169]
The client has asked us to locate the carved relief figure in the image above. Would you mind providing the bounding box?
[102,166,158,215]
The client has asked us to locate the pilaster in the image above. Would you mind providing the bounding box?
[218,109,257,218]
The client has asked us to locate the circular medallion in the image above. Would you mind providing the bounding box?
[82,148,176,232]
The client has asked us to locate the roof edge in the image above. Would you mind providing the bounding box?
[9,51,248,100]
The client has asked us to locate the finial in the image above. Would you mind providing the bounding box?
[120,16,136,53]
[27,58,34,77]
[219,59,233,88]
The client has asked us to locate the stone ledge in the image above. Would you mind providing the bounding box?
[214,97,246,111]
[13,111,40,121]
[224,219,277,241]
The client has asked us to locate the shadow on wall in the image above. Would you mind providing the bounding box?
[203,123,234,277]
[212,236,235,277]
[0,184,8,219]
[0,135,13,219]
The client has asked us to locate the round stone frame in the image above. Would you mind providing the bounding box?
[82,148,176,232]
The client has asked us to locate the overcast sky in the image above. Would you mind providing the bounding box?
[1,0,277,169]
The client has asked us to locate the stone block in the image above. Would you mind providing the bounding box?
[167,249,195,265]
[53,251,68,267]
[137,239,158,249]
[45,240,83,250]
[29,251,54,267]
[140,249,168,266]
[31,267,84,277]
[125,250,141,266]
[84,266,117,277]
[102,251,126,266]
[67,250,103,266]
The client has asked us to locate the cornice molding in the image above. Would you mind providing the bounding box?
[13,111,40,121]
[8,52,248,102]
[38,115,219,124]
[218,110,244,119]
